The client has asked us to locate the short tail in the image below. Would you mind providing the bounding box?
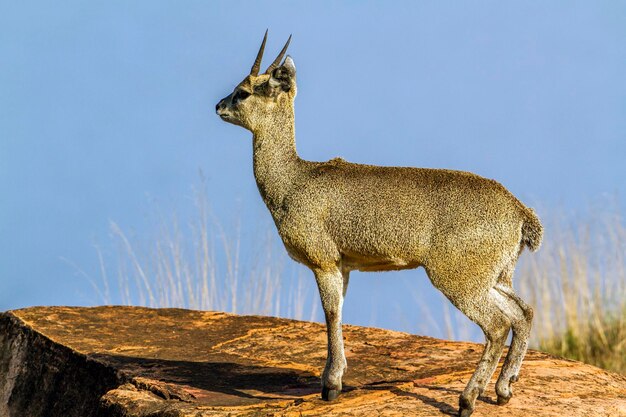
[521,208,543,252]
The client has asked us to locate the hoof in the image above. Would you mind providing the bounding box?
[321,386,341,401]
[496,374,517,405]
[458,397,474,417]
[497,394,511,405]
[458,407,474,417]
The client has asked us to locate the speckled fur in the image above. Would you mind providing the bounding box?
[216,39,543,417]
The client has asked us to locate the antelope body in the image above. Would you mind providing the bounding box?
[215,32,543,417]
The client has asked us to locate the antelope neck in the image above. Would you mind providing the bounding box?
[252,109,303,217]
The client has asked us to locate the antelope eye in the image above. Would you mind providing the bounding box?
[233,90,251,102]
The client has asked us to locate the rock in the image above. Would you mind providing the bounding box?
[0,306,624,416]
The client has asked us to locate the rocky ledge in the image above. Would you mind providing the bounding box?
[0,306,624,416]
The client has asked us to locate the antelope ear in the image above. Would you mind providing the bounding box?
[282,56,296,74]
[269,56,296,92]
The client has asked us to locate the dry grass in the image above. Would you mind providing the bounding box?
[517,204,626,374]
[98,184,319,322]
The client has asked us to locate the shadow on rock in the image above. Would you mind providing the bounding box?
[90,353,321,404]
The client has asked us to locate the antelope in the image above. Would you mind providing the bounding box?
[215,32,543,417]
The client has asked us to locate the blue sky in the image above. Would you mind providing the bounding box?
[1,2,625,337]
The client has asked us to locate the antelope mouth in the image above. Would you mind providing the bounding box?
[216,109,231,120]
[217,111,244,127]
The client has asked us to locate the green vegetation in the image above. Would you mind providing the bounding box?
[537,315,625,374]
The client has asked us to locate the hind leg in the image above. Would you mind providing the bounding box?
[493,282,533,405]
[454,292,512,417]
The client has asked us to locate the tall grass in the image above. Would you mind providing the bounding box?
[97,185,319,322]
[517,204,626,373]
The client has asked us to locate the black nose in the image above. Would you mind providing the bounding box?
[216,99,226,113]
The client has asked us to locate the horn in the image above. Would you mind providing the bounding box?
[250,30,268,76]
[265,35,292,74]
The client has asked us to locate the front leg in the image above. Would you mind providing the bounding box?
[314,267,346,401]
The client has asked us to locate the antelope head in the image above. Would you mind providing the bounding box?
[216,31,296,132]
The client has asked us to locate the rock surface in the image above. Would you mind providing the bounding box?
[0,306,624,416]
